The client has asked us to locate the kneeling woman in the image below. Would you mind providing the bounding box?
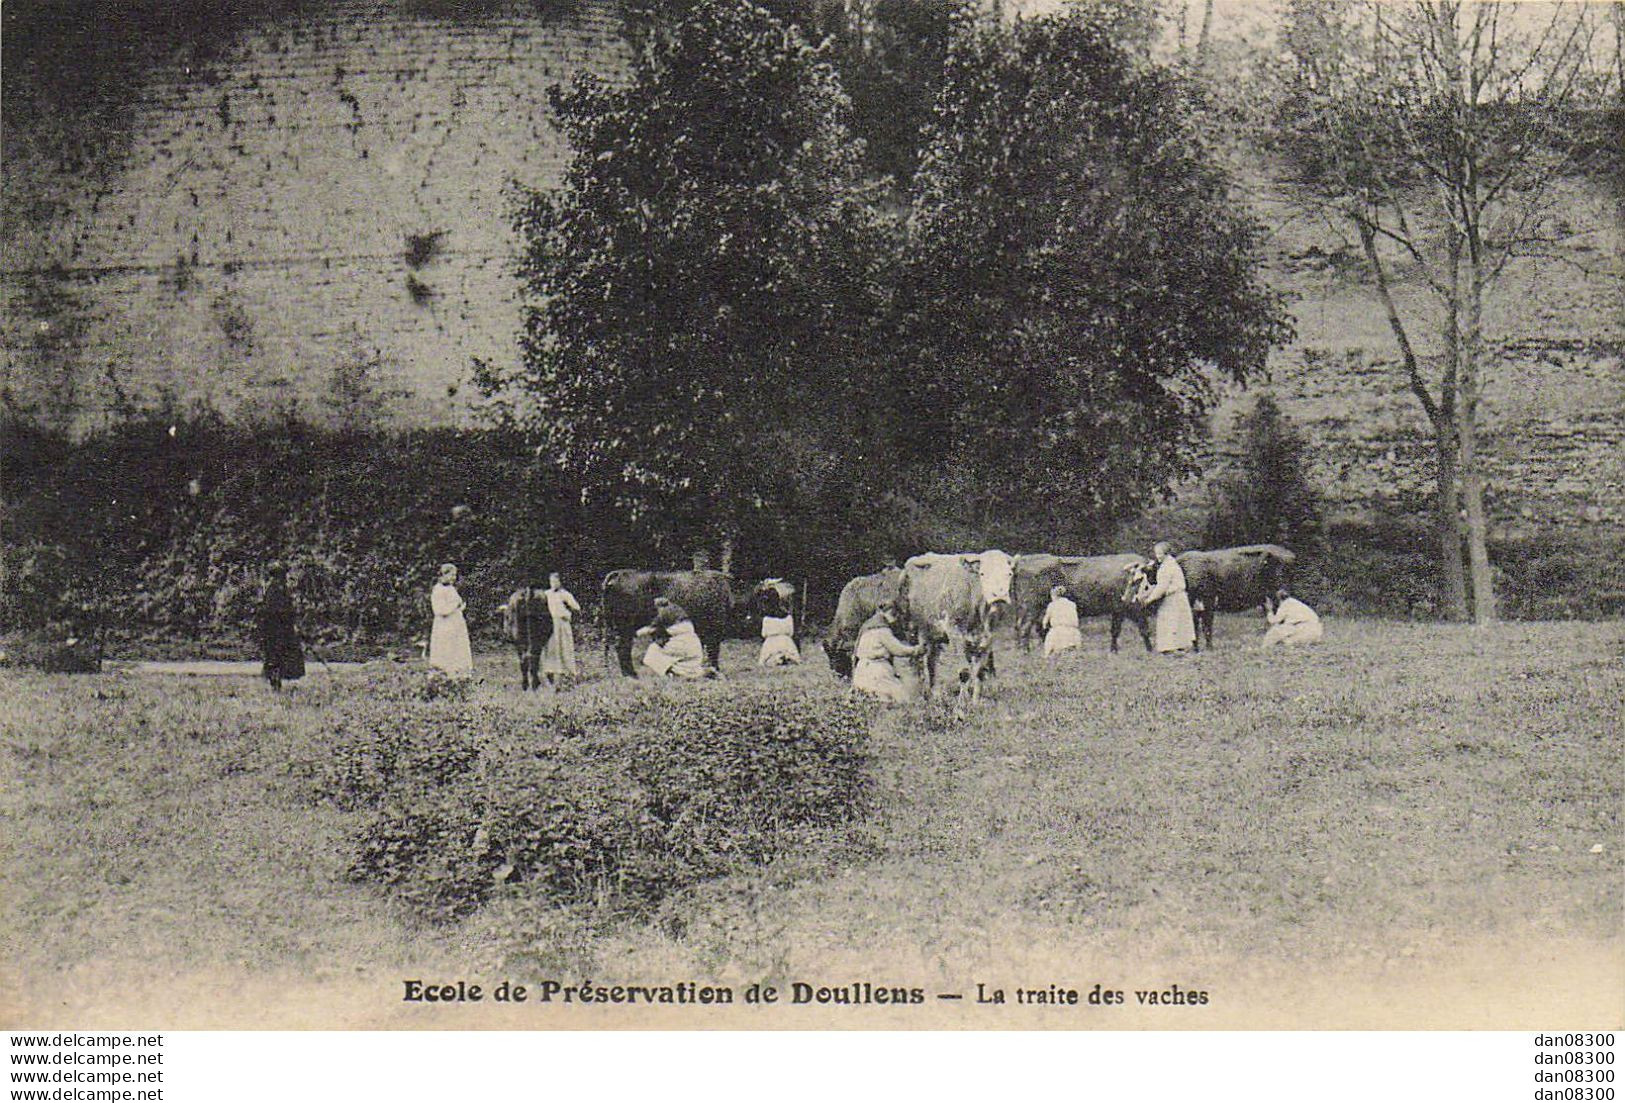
[638,597,707,679]
[1042,584,1082,656]
[852,602,923,703]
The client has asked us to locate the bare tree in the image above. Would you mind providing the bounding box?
[1277,0,1613,623]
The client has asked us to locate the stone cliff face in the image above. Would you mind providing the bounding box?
[3,1,1619,530]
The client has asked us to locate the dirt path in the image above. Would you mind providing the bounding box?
[110,659,379,676]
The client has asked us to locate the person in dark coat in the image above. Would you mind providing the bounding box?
[258,562,305,690]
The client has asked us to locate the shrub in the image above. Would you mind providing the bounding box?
[317,704,481,811]
[1204,393,1324,555]
[326,684,876,922]
[0,628,103,673]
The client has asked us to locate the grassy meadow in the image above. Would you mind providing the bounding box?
[2,617,1621,1028]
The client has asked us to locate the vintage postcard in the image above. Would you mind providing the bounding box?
[2,0,1620,1034]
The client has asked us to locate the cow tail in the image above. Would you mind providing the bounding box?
[599,574,612,670]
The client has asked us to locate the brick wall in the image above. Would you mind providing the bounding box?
[2,0,628,431]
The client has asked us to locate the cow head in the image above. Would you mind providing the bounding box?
[973,550,1015,614]
[1122,561,1153,606]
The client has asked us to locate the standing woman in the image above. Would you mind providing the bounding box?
[542,571,581,687]
[1137,541,1196,655]
[429,563,474,676]
[257,562,305,691]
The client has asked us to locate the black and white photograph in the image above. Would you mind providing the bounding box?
[2,0,1621,1040]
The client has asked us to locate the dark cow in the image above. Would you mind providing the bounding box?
[897,551,1016,717]
[821,567,904,680]
[1011,553,1153,653]
[502,586,555,690]
[600,569,788,677]
[1125,544,1297,651]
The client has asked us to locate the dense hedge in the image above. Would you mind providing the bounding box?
[1,413,645,645]
[4,414,1618,656]
[311,683,877,921]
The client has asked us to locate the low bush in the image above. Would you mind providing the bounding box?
[317,705,482,811]
[321,684,876,921]
[0,627,103,673]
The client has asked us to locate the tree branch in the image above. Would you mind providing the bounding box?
[1356,213,1442,430]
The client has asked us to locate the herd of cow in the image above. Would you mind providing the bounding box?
[588,545,1297,713]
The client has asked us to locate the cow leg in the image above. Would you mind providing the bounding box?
[517,650,529,690]
[1109,612,1122,653]
[528,649,542,690]
[964,639,995,684]
[615,632,638,677]
[1201,608,1214,652]
[1137,610,1154,653]
[922,637,941,699]
[954,646,988,719]
[703,634,722,677]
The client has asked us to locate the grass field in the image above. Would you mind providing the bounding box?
[2,617,1620,1028]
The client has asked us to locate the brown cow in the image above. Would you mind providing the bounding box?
[1124,544,1297,651]
[822,567,904,680]
[601,570,787,676]
[1011,553,1153,653]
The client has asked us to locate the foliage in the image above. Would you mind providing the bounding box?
[0,412,642,643]
[501,0,892,554]
[1203,393,1324,554]
[756,0,973,185]
[897,7,1291,542]
[321,683,876,921]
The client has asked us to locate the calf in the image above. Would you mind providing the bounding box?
[502,587,555,690]
[898,550,1015,717]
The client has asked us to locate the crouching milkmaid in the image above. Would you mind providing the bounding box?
[851,601,922,703]
[757,581,801,667]
[1263,588,1323,646]
[638,597,707,679]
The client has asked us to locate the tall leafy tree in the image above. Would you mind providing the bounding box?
[899,7,1290,544]
[1274,0,1615,623]
[500,0,890,563]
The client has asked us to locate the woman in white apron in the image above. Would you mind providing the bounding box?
[1136,542,1195,654]
[429,563,474,675]
[638,597,706,679]
[852,602,921,703]
[542,572,581,685]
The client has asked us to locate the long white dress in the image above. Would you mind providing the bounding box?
[642,620,706,678]
[1140,556,1196,653]
[543,587,580,675]
[1263,597,1323,646]
[429,582,474,675]
[758,614,802,666]
[1042,597,1083,656]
